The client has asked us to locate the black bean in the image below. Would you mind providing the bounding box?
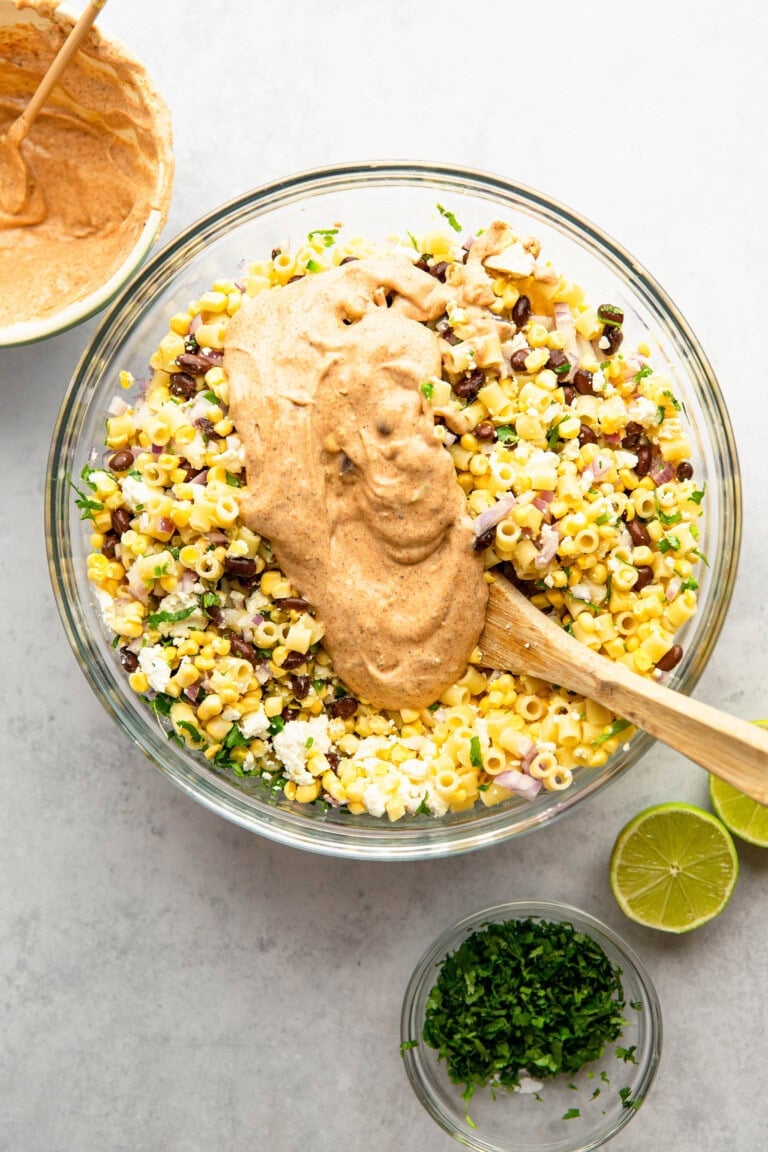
[223,555,258,579]
[441,326,462,346]
[415,256,430,273]
[194,417,216,438]
[289,674,311,699]
[169,372,197,400]
[656,645,683,671]
[101,531,119,560]
[621,423,644,450]
[177,352,214,374]
[578,424,597,447]
[572,368,594,395]
[430,261,448,283]
[510,347,531,373]
[111,507,132,537]
[562,385,576,405]
[326,750,340,770]
[547,349,571,376]
[676,460,694,481]
[271,248,282,260]
[601,326,624,355]
[473,527,496,552]
[626,517,651,547]
[279,597,311,612]
[184,334,199,354]
[474,421,496,441]
[282,708,300,723]
[635,444,652,477]
[287,275,303,284]
[207,605,225,628]
[634,565,654,591]
[281,650,307,670]
[202,349,224,367]
[453,369,485,401]
[597,303,624,328]
[119,648,138,673]
[339,256,359,265]
[108,449,134,472]
[327,696,358,720]
[512,294,531,327]
[229,635,258,666]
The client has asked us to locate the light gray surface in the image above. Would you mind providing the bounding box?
[1,2,767,1149]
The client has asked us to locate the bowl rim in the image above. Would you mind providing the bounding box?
[45,160,743,859]
[399,899,663,1152]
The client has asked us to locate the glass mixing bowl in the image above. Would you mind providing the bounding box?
[400,901,662,1152]
[46,162,741,859]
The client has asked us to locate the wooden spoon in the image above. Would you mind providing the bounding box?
[479,574,768,804]
[0,0,108,219]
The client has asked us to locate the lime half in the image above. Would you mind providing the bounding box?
[709,721,768,847]
[610,802,739,933]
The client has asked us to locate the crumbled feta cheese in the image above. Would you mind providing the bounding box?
[626,396,660,429]
[120,475,156,511]
[138,644,172,693]
[362,781,387,818]
[272,716,331,785]
[426,790,449,817]
[484,242,536,279]
[153,588,207,635]
[240,706,269,739]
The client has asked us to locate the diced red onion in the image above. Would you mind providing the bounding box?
[474,494,518,537]
[180,568,196,592]
[251,613,264,626]
[603,432,622,446]
[159,516,174,535]
[520,741,537,772]
[254,662,271,685]
[534,525,559,569]
[443,430,458,447]
[462,235,476,251]
[126,565,149,604]
[184,684,200,702]
[650,460,675,485]
[553,302,581,380]
[666,576,682,601]
[151,443,162,455]
[108,396,130,417]
[190,469,208,485]
[495,769,543,799]
[206,530,229,545]
[88,446,99,465]
[189,312,202,335]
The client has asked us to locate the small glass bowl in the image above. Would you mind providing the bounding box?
[46,162,740,858]
[400,901,662,1152]
[0,0,173,347]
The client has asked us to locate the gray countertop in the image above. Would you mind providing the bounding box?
[2,2,767,1149]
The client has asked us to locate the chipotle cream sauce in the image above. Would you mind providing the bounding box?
[0,0,172,328]
[225,256,488,710]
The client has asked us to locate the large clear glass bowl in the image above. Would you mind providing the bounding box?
[400,901,662,1152]
[46,162,741,860]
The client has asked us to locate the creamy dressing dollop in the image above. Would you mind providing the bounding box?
[225,256,488,710]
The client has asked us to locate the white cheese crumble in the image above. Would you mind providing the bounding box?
[138,644,172,693]
[484,241,536,278]
[272,716,332,785]
[120,475,156,511]
[627,396,660,429]
[240,706,270,739]
[152,588,207,636]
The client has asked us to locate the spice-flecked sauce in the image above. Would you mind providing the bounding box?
[224,256,489,710]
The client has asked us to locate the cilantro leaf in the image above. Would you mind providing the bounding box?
[146,604,197,629]
[592,718,631,746]
[563,1109,580,1120]
[436,203,462,232]
[495,425,518,444]
[469,736,483,769]
[420,380,435,401]
[307,228,339,248]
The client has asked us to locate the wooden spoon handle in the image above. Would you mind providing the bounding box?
[9,0,108,145]
[481,579,768,804]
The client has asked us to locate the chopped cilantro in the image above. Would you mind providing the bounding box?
[690,486,706,505]
[592,1087,601,1099]
[406,230,420,250]
[592,718,631,746]
[616,1045,638,1064]
[619,1086,633,1108]
[201,591,220,608]
[225,471,243,487]
[681,576,699,592]
[633,364,653,382]
[656,503,682,527]
[202,390,219,404]
[268,715,285,736]
[150,693,174,718]
[657,535,680,553]
[692,548,710,567]
[657,406,666,424]
[436,203,462,232]
[600,1070,610,1083]
[564,621,575,637]
[69,476,104,522]
[312,678,325,693]
[595,512,612,526]
[469,736,483,769]
[415,793,431,815]
[662,389,681,411]
[305,259,321,273]
[305,736,314,748]
[399,1039,419,1055]
[146,604,197,628]
[307,228,339,248]
[422,918,627,1114]
[177,720,205,745]
[420,380,435,401]
[546,419,565,450]
[629,1000,643,1012]
[495,425,518,444]
[427,701,441,712]
[563,1109,580,1120]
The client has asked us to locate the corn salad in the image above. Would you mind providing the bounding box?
[77,217,706,821]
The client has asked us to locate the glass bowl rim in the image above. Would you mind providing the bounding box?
[45,159,742,860]
[399,898,663,1152]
